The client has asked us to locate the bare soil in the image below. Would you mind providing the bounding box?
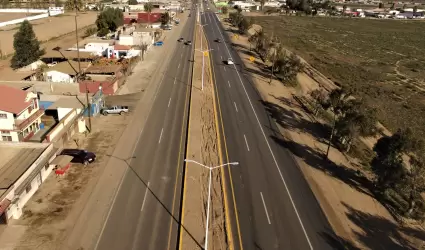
[180,24,227,250]
[219,18,425,249]
[0,12,97,56]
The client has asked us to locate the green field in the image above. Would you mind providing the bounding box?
[252,16,425,137]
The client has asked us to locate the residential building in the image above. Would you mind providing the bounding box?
[0,85,43,142]
[0,142,57,223]
[44,61,91,83]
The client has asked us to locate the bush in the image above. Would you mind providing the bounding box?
[84,27,97,38]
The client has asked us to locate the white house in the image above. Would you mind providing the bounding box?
[44,61,91,83]
[0,85,43,142]
[0,142,57,223]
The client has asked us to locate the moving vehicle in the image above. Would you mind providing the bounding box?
[185,41,192,45]
[215,38,222,43]
[60,149,96,165]
[154,41,164,46]
[227,58,234,65]
[101,106,129,115]
[178,37,184,42]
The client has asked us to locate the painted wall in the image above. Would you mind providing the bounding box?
[0,13,48,27]
[0,111,15,131]
[57,108,72,121]
[45,71,74,83]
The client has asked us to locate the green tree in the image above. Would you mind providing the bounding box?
[221,6,228,14]
[95,8,124,36]
[54,0,63,7]
[84,27,97,37]
[238,17,252,34]
[390,2,395,10]
[128,0,137,5]
[144,3,153,25]
[11,20,45,69]
[378,2,384,8]
[273,53,304,83]
[1,0,9,8]
[65,0,83,10]
[342,4,347,16]
[160,11,171,25]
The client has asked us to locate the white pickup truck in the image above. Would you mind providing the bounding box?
[101,106,129,116]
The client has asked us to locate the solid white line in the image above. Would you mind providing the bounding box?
[260,192,271,225]
[141,182,150,211]
[223,66,226,71]
[181,53,183,58]
[211,12,314,250]
[178,63,180,69]
[234,102,238,112]
[168,98,172,107]
[174,78,176,85]
[227,80,231,88]
[159,128,164,144]
[221,55,222,60]
[243,134,250,151]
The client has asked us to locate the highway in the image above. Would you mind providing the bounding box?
[200,4,339,250]
[94,7,196,250]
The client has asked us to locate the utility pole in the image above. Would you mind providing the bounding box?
[74,0,91,132]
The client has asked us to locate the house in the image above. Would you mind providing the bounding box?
[40,50,95,65]
[80,65,123,95]
[0,85,43,142]
[44,61,91,83]
[0,142,58,223]
[106,45,132,59]
[123,11,163,24]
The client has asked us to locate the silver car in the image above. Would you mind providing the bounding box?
[101,106,129,115]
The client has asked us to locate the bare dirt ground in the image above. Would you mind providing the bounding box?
[180,25,227,250]
[0,114,132,250]
[219,19,425,249]
[0,13,36,22]
[0,12,97,56]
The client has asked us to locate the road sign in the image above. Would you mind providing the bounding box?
[249,56,255,62]
[203,51,209,56]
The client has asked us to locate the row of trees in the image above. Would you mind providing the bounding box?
[311,86,425,218]
[229,9,253,34]
[248,29,304,84]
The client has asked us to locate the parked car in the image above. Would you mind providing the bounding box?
[178,37,184,42]
[227,58,234,65]
[101,106,129,115]
[154,41,164,46]
[60,149,96,165]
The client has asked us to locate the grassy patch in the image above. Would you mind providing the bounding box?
[252,16,425,138]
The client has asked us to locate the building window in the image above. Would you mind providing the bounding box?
[1,136,12,141]
[25,183,32,193]
[34,100,38,109]
[0,114,6,119]
[1,130,10,135]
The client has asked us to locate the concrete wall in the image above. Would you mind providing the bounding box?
[0,8,48,13]
[0,111,15,131]
[0,13,48,27]
[45,71,74,83]
[4,143,55,220]
[57,108,72,121]
[45,108,79,142]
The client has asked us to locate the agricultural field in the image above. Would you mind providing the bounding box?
[252,16,425,138]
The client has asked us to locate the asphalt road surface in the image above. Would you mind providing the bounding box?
[200,4,340,250]
[95,9,196,250]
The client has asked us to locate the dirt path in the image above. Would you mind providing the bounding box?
[219,18,425,249]
[180,24,227,250]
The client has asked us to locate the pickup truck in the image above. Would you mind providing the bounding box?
[101,106,129,115]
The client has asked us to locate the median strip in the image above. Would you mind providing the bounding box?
[179,23,227,250]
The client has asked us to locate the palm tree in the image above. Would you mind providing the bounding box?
[144,3,153,27]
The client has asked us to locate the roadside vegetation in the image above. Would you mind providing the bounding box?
[227,10,425,221]
[95,8,124,37]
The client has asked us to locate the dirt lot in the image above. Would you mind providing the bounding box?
[219,18,425,249]
[0,13,37,22]
[251,16,425,139]
[0,12,97,56]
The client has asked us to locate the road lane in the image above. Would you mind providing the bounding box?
[95,8,196,250]
[203,8,338,250]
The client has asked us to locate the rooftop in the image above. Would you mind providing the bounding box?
[0,67,36,81]
[0,85,33,114]
[41,50,96,60]
[114,45,132,51]
[85,65,122,74]
[0,142,49,190]
[47,61,91,76]
[47,96,86,110]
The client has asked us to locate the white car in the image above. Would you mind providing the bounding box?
[227,58,234,65]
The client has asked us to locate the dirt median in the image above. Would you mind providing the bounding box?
[179,23,228,250]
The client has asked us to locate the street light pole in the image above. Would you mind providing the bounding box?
[74,0,91,132]
[184,159,239,250]
[195,48,212,91]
